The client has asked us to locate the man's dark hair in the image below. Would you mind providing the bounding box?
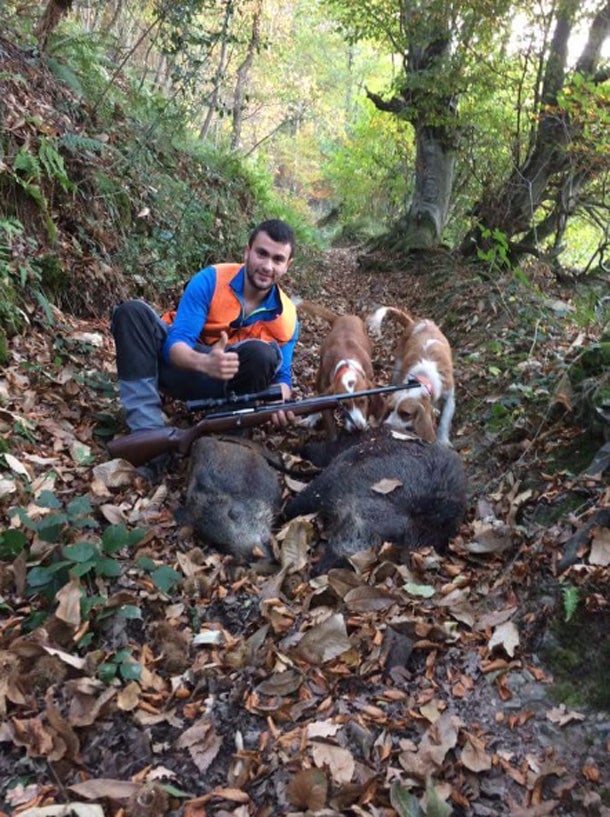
[249,219,295,258]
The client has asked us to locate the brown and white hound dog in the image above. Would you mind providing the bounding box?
[295,300,381,439]
[367,306,455,445]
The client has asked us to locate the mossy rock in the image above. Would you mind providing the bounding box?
[547,429,603,475]
[523,490,589,527]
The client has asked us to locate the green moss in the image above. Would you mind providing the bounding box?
[39,253,69,297]
[0,328,8,366]
[546,430,601,474]
[548,644,582,673]
[543,609,610,711]
[580,342,610,374]
[549,681,586,708]
[525,493,585,527]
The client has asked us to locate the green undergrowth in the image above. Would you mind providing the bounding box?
[0,488,184,677]
[0,21,321,337]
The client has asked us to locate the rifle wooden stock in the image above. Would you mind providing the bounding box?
[106,381,421,467]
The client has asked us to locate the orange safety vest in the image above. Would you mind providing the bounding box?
[199,263,297,346]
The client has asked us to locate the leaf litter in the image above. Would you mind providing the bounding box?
[0,247,608,816]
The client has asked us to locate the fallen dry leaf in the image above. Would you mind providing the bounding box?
[306,720,341,739]
[256,669,303,697]
[18,805,104,817]
[582,764,600,782]
[174,717,223,773]
[117,681,141,711]
[460,734,492,772]
[2,452,32,478]
[285,767,328,810]
[295,613,351,664]
[0,476,17,497]
[588,525,610,566]
[92,459,136,487]
[54,579,82,628]
[399,713,463,779]
[465,520,513,554]
[311,741,355,784]
[69,779,139,801]
[279,516,314,572]
[488,621,520,658]
[371,477,403,494]
[546,704,586,727]
[344,585,398,611]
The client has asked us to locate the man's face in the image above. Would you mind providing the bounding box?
[244,231,293,293]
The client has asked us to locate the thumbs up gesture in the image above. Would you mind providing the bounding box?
[207,331,239,379]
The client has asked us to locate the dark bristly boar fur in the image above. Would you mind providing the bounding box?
[285,430,467,573]
[179,437,282,560]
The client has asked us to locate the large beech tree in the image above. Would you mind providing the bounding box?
[324,0,515,249]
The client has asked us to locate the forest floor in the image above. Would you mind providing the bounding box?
[0,246,609,817]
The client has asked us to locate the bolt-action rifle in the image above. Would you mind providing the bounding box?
[106,380,422,467]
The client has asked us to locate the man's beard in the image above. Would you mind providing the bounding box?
[245,265,274,292]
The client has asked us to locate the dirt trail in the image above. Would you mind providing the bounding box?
[0,245,608,816]
[287,246,610,812]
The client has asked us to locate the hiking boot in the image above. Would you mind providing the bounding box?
[136,453,172,484]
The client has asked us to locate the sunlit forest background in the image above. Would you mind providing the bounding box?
[1,0,608,331]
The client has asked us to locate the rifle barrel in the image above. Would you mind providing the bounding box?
[107,380,422,466]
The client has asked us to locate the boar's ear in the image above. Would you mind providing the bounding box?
[412,405,437,442]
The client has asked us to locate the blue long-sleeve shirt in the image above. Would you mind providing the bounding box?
[162,265,299,388]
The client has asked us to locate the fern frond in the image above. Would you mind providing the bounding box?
[562,585,580,622]
[59,133,107,156]
[13,147,42,180]
[46,57,84,97]
[39,137,74,193]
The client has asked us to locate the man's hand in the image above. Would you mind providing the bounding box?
[205,331,240,380]
[270,382,295,427]
[168,332,239,379]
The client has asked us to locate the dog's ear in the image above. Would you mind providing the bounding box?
[412,404,437,442]
[369,393,389,424]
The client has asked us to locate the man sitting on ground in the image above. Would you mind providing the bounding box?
[111,218,299,479]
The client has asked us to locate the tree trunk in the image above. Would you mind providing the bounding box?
[35,0,73,50]
[231,0,263,151]
[199,0,234,142]
[403,127,455,249]
[364,18,457,252]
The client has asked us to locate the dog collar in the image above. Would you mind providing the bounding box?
[333,359,366,381]
[415,374,434,396]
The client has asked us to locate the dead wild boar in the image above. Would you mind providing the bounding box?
[284,430,467,573]
[179,437,282,560]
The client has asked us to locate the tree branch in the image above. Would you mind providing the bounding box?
[593,66,610,83]
[365,87,408,114]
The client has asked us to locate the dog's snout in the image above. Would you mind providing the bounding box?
[346,406,369,430]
